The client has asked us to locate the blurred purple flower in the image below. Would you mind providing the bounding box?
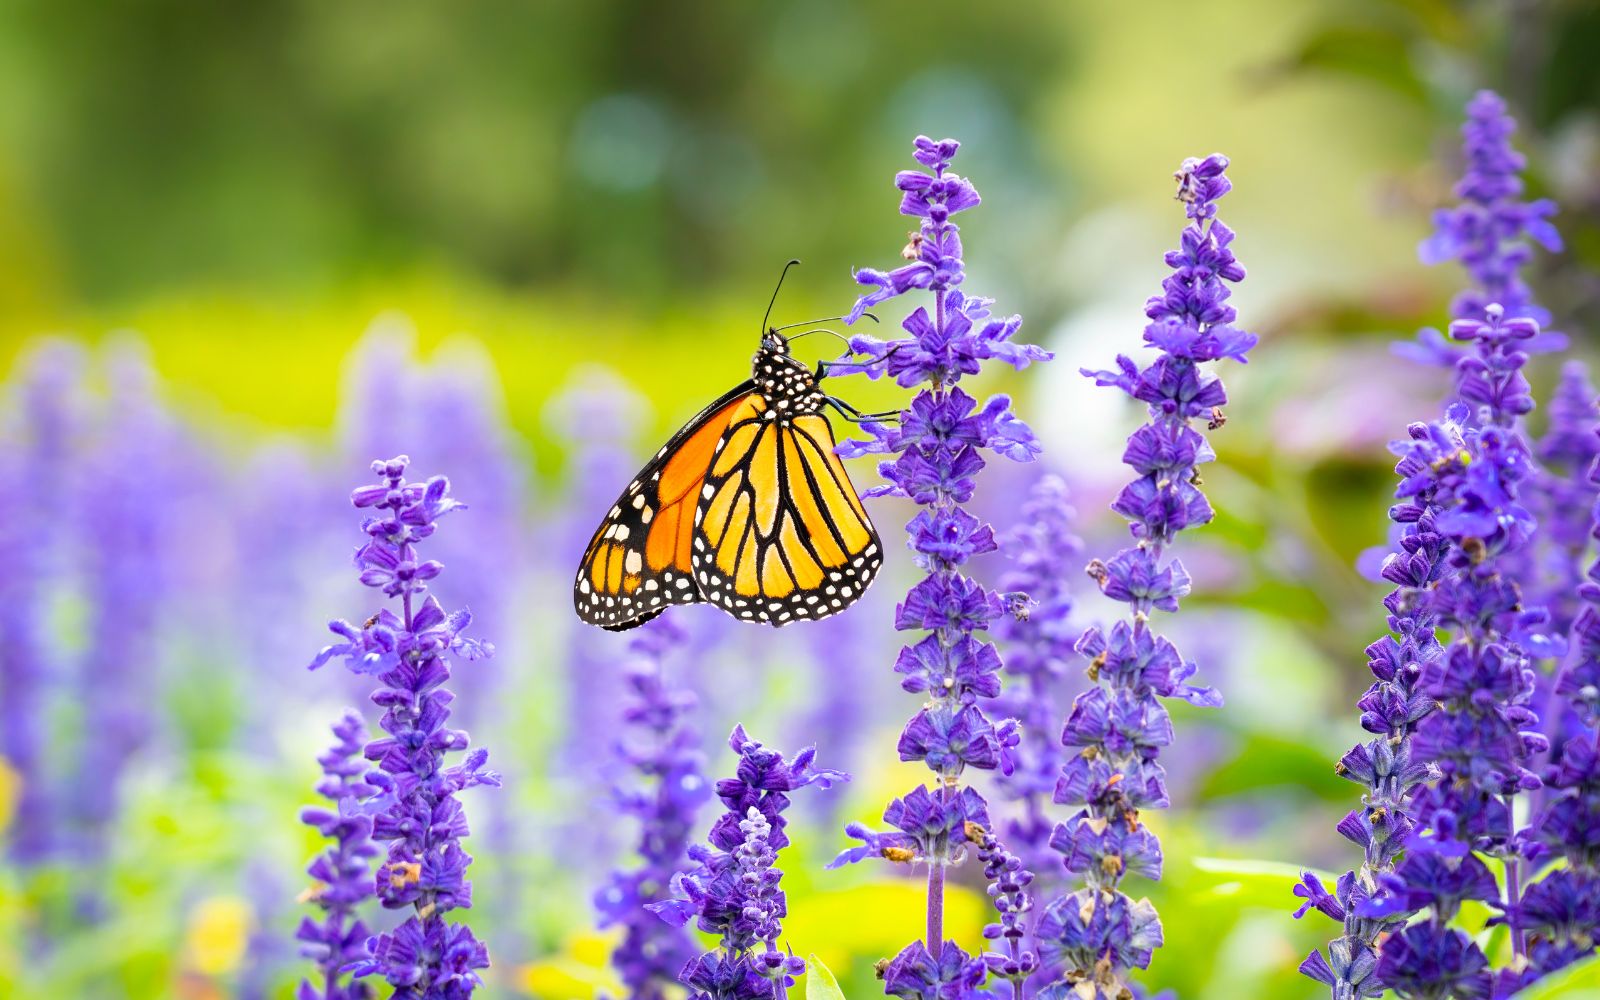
[595,616,711,1000]
[991,475,1083,892]
[0,341,84,865]
[1417,90,1562,331]
[69,344,200,907]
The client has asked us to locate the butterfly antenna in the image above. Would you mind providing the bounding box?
[785,328,854,351]
[761,259,802,336]
[772,311,880,332]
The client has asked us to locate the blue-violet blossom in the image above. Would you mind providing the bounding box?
[1065,152,1252,998]
[311,456,500,999]
[828,135,1049,997]
[652,726,845,1000]
[594,617,711,1000]
[296,712,380,1000]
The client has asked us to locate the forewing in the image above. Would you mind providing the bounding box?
[691,404,882,625]
[574,382,756,630]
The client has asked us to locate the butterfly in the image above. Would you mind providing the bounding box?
[574,275,888,631]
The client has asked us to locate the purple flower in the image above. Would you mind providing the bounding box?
[594,617,711,1000]
[1415,90,1562,333]
[346,917,489,1000]
[1372,925,1492,1000]
[879,940,988,1000]
[989,477,1083,902]
[829,785,991,870]
[70,343,204,907]
[1061,152,1251,997]
[313,456,500,997]
[653,728,843,1000]
[0,341,84,866]
[1531,362,1600,636]
[832,134,1048,989]
[1305,92,1571,1000]
[969,823,1039,993]
[1035,889,1163,981]
[295,713,380,1000]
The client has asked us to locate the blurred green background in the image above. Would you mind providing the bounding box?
[1,0,1599,998]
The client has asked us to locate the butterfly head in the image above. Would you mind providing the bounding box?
[753,329,824,416]
[759,328,791,356]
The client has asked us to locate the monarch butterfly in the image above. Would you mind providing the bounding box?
[574,267,887,631]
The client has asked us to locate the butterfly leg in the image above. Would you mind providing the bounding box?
[824,396,902,424]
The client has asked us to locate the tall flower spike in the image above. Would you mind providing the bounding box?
[1062,152,1251,998]
[992,475,1082,896]
[69,343,195,915]
[311,456,501,998]
[1402,89,1564,371]
[295,713,380,1000]
[652,727,845,1000]
[1509,426,1600,987]
[594,617,712,1000]
[0,340,83,866]
[1300,94,1561,1000]
[828,135,1049,998]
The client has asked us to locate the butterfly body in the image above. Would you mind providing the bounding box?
[575,331,882,631]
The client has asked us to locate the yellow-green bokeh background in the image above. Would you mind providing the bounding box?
[2,1,1599,998]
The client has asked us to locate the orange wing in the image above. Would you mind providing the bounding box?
[575,383,755,630]
[690,398,881,625]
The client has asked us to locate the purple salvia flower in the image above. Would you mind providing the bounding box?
[549,370,648,844]
[652,727,845,1000]
[829,135,1049,996]
[295,712,380,1000]
[1502,431,1600,987]
[991,475,1082,895]
[1384,320,1552,985]
[69,344,190,905]
[1532,362,1600,637]
[312,456,501,998]
[1062,153,1251,998]
[1402,89,1564,372]
[0,341,84,865]
[1297,399,1545,996]
[595,616,711,1000]
[970,822,1040,999]
[1301,93,1569,998]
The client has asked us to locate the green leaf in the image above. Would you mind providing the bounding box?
[1196,733,1349,804]
[1189,856,1332,910]
[806,955,848,1000]
[1515,953,1600,999]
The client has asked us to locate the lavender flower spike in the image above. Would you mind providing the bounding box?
[296,713,379,1000]
[1060,153,1252,998]
[595,617,711,1000]
[830,135,1049,998]
[652,726,846,1000]
[311,456,500,998]
[1401,89,1564,368]
[992,475,1082,891]
[1504,419,1600,987]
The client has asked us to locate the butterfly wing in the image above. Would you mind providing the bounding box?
[575,381,757,630]
[691,396,882,625]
